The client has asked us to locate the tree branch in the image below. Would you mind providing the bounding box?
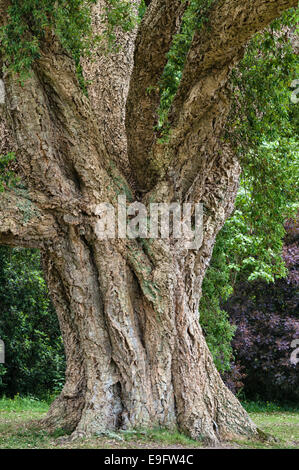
[163,0,298,195]
[170,0,297,127]
[81,0,139,188]
[1,1,138,210]
[0,1,113,203]
[126,0,187,189]
[0,189,59,248]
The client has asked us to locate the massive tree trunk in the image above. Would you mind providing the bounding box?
[0,0,296,444]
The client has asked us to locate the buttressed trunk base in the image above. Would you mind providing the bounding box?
[41,232,258,444]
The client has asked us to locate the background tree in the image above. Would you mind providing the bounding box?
[0,247,65,398]
[200,10,298,372]
[225,216,299,402]
[0,0,297,443]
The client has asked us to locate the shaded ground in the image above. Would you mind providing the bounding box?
[0,397,298,449]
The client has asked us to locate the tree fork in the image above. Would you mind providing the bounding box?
[39,228,258,443]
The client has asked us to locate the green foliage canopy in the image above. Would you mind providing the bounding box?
[200,11,298,371]
[0,0,137,80]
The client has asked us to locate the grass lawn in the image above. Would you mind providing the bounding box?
[0,396,298,449]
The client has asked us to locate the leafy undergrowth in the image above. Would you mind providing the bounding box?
[242,400,299,414]
[0,397,298,449]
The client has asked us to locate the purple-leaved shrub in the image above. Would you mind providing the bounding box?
[223,217,299,402]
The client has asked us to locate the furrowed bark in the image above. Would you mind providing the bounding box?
[0,0,294,444]
[42,234,125,435]
[166,0,298,195]
[38,228,257,443]
[171,0,298,125]
[81,0,139,186]
[0,189,59,248]
[126,0,186,189]
[41,253,86,432]
[129,0,297,192]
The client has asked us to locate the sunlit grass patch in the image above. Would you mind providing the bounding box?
[0,395,49,412]
[0,396,298,449]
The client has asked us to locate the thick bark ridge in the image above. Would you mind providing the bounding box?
[0,0,296,443]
